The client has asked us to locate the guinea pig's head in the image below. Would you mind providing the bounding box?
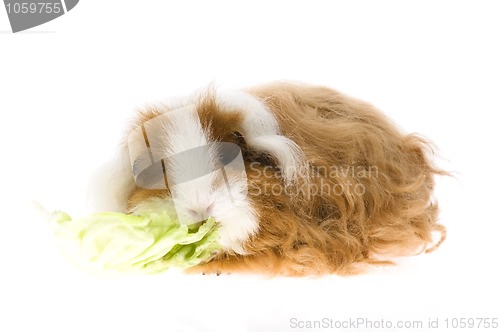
[125,89,306,254]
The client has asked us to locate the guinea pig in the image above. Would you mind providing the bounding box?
[91,82,446,276]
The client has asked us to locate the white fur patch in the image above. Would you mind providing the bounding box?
[159,106,219,224]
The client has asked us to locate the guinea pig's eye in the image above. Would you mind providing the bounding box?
[229,131,277,168]
[232,131,246,146]
[241,148,277,167]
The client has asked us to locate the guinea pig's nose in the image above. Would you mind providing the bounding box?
[186,203,214,221]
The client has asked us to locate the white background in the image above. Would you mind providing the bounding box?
[1,1,499,331]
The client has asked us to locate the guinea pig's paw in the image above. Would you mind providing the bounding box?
[202,271,227,276]
[186,260,233,276]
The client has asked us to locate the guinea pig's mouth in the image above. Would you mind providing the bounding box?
[186,218,218,232]
[187,220,205,231]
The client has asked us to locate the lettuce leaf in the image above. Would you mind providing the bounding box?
[49,208,220,273]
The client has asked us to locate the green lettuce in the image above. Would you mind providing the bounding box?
[49,207,220,273]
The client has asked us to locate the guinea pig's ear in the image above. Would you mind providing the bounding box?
[216,90,306,185]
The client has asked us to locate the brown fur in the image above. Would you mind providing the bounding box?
[127,82,446,276]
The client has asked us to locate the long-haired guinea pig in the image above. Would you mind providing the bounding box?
[91,82,446,276]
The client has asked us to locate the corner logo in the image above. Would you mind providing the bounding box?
[3,0,79,33]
